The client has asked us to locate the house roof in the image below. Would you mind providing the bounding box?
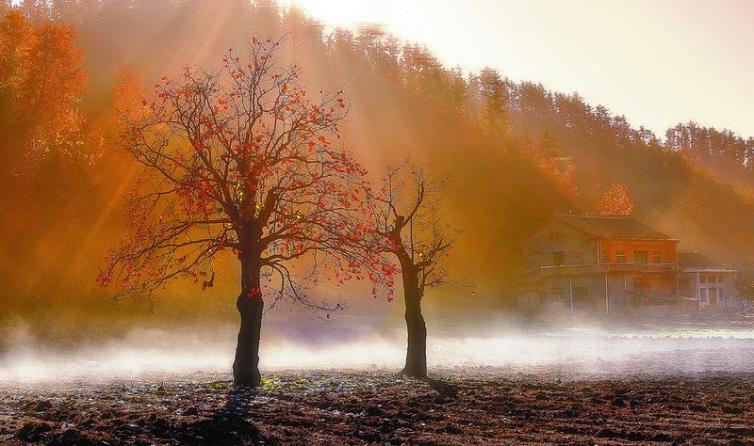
[678,251,736,271]
[555,213,673,240]
[678,252,721,268]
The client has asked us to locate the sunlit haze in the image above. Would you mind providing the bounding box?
[281,0,754,136]
[4,325,754,383]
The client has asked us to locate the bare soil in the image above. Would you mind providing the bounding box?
[1,369,753,446]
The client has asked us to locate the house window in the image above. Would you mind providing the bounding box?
[600,251,609,264]
[616,251,626,263]
[634,251,648,264]
[700,275,707,283]
[709,287,718,304]
[553,251,565,266]
[651,251,661,263]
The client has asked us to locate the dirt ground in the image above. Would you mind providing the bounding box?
[1,369,753,446]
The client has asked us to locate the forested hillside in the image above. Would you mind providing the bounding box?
[1,0,752,331]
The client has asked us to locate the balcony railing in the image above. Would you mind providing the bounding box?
[533,262,676,277]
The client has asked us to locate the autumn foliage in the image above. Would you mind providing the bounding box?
[0,11,97,312]
[0,11,88,178]
[99,39,389,300]
[598,182,634,216]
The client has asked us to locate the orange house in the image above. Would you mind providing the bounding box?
[520,213,683,314]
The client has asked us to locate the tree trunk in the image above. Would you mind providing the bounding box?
[401,268,427,378]
[232,252,264,387]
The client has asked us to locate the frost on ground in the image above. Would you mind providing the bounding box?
[4,321,754,382]
[2,323,754,445]
[1,369,754,446]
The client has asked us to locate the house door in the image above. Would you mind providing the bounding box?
[572,287,590,310]
[709,288,718,306]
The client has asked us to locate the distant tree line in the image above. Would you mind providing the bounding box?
[2,0,754,337]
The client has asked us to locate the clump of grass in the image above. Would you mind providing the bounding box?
[203,380,231,391]
[260,377,316,393]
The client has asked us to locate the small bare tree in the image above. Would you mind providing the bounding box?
[369,163,457,378]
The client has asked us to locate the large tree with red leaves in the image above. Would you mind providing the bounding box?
[99,40,383,386]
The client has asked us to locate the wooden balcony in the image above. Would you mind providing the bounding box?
[532,262,677,278]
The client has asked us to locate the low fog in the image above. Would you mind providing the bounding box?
[3,315,754,385]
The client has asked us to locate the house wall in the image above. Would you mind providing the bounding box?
[680,271,740,309]
[633,272,677,297]
[539,274,630,314]
[539,272,679,314]
[521,220,597,272]
[540,275,606,312]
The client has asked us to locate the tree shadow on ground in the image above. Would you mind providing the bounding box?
[170,387,266,446]
[423,377,459,400]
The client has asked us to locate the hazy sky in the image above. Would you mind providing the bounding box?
[280,0,753,137]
